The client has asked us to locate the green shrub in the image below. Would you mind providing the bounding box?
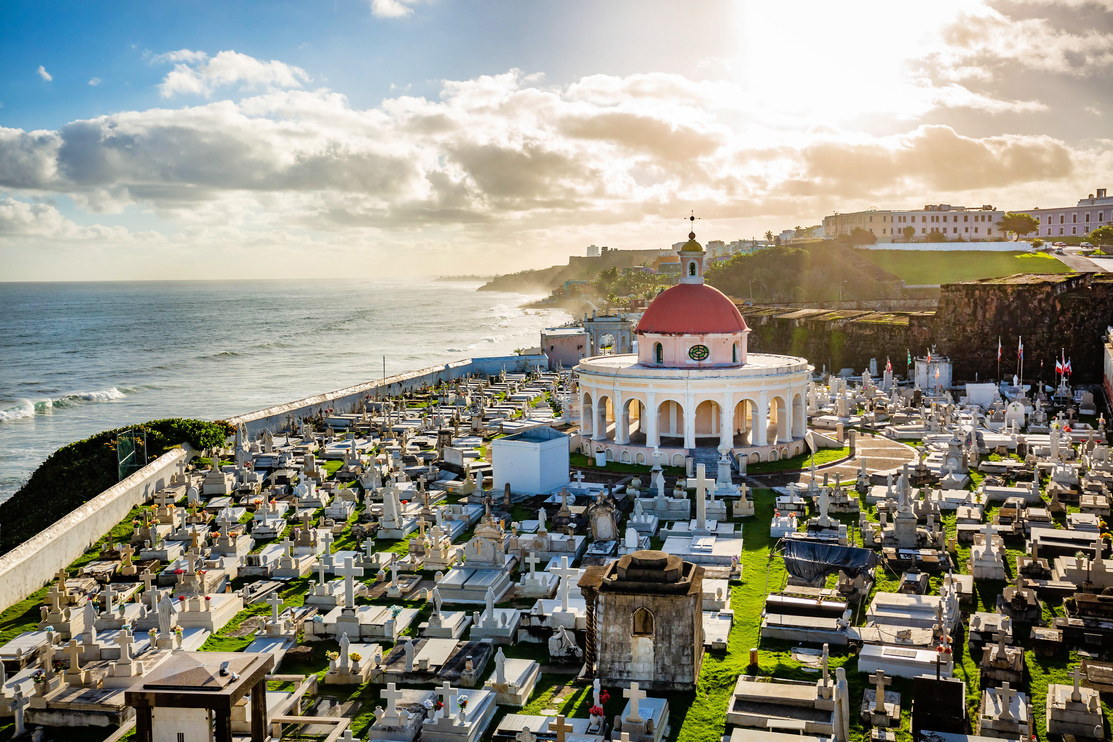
[0,418,232,555]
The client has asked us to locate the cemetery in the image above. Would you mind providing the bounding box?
[0,235,1111,742]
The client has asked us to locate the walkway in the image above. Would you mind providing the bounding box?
[746,432,916,489]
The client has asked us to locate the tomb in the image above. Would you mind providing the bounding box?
[579,551,703,691]
[978,631,1024,688]
[322,634,381,685]
[420,683,497,742]
[859,670,900,729]
[1046,666,1105,739]
[419,588,472,640]
[977,682,1032,740]
[726,668,850,741]
[482,648,540,706]
[609,684,670,742]
[366,683,433,742]
[470,586,522,643]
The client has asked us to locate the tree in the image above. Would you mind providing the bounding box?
[1090,225,1113,245]
[999,212,1040,239]
[902,226,915,242]
[847,227,877,246]
[1032,238,1044,249]
[926,229,947,242]
[764,230,774,242]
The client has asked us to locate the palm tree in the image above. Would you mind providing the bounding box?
[764,230,774,242]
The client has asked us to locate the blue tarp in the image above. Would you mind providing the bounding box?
[782,539,878,582]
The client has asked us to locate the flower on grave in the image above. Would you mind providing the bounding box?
[174,626,183,635]
[174,569,185,575]
[31,669,45,684]
[434,700,444,710]
[205,595,211,601]
[599,689,610,704]
[391,606,402,617]
[178,595,186,602]
[326,651,339,661]
[349,652,362,662]
[312,615,324,623]
[121,624,131,631]
[52,659,64,672]
[589,705,605,717]
[199,570,208,575]
[458,697,468,709]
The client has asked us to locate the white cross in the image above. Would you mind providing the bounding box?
[624,682,647,724]
[998,681,1015,722]
[335,556,364,610]
[116,628,134,665]
[63,639,83,674]
[280,537,294,559]
[319,529,334,555]
[382,682,404,724]
[525,551,540,578]
[436,681,458,720]
[551,556,577,613]
[693,464,711,530]
[268,593,283,624]
[1071,664,1083,701]
[9,686,29,737]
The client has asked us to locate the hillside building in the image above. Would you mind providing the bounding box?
[823,204,1003,243]
[1016,188,1111,239]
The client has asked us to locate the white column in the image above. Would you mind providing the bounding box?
[720,393,734,450]
[592,393,606,441]
[614,391,627,444]
[580,389,591,436]
[793,389,806,439]
[754,392,769,446]
[646,392,659,448]
[683,392,696,450]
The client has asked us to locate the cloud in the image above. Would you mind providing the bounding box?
[36,65,52,82]
[88,77,101,86]
[369,0,422,18]
[154,49,310,98]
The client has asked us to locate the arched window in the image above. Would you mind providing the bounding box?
[689,261,696,276]
[654,343,663,364]
[632,607,654,636]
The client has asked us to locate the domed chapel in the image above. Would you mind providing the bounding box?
[574,224,813,466]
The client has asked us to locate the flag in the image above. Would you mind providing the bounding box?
[927,349,932,363]
[1055,359,1063,374]
[997,337,1002,362]
[886,357,892,373]
[1018,336,1023,361]
[1065,359,1072,375]
[906,350,911,365]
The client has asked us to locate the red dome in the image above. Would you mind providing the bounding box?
[635,283,748,335]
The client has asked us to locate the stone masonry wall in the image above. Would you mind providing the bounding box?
[597,592,702,691]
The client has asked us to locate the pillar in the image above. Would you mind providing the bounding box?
[754,392,768,446]
[251,681,267,742]
[720,393,734,450]
[792,389,806,439]
[136,707,152,742]
[216,708,233,742]
[592,396,606,441]
[614,392,628,444]
[646,392,658,449]
[580,390,591,436]
[683,392,696,450]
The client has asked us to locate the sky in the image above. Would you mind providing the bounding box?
[1,0,1112,281]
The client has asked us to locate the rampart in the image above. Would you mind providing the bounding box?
[0,448,188,610]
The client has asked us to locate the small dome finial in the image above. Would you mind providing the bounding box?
[689,211,697,239]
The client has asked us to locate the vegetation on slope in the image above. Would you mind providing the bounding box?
[706,243,904,303]
[479,249,659,294]
[0,418,231,556]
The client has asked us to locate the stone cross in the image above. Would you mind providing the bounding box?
[336,556,364,610]
[995,629,1007,659]
[116,628,134,667]
[525,551,540,579]
[268,593,283,625]
[693,464,711,530]
[381,682,403,726]
[63,639,83,677]
[1071,664,1083,702]
[9,686,29,737]
[552,556,577,613]
[435,681,458,721]
[516,731,537,742]
[280,537,294,561]
[997,681,1014,721]
[319,528,334,556]
[624,682,647,724]
[872,670,888,713]
[551,715,574,742]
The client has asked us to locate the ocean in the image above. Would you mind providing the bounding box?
[0,279,569,502]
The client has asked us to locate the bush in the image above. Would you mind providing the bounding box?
[0,418,232,555]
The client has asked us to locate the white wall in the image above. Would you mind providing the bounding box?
[492,435,570,494]
[854,241,1029,252]
[0,448,188,612]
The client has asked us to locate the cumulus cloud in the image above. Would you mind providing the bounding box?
[88,77,101,86]
[36,65,52,82]
[370,0,422,18]
[154,49,310,98]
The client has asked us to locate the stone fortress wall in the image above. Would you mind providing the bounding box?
[0,353,546,612]
[0,448,188,612]
[744,273,1113,384]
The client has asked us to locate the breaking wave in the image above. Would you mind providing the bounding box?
[0,387,127,424]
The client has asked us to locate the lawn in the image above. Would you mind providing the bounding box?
[858,249,1071,285]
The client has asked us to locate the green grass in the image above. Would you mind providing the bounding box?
[858,249,1071,285]
[746,446,850,474]
[569,452,686,477]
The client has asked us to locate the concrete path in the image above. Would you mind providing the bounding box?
[746,432,916,489]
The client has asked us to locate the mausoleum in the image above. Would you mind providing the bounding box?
[574,227,812,465]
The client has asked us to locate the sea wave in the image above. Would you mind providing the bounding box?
[0,387,127,424]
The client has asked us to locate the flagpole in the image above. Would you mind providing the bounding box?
[997,336,1001,386]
